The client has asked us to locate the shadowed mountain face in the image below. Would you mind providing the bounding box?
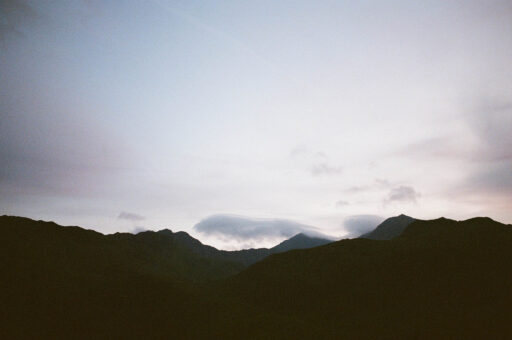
[271,232,332,252]
[0,215,331,338]
[0,216,332,282]
[1,215,512,339]
[359,214,416,240]
[220,217,512,339]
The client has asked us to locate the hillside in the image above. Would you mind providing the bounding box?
[359,214,416,240]
[0,215,333,281]
[2,215,511,339]
[0,215,333,338]
[219,217,512,339]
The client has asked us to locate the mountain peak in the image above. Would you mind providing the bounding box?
[360,214,416,240]
[271,233,332,253]
[289,232,308,239]
[157,229,174,235]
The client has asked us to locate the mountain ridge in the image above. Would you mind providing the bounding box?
[2,214,511,338]
[359,214,416,240]
[0,215,333,279]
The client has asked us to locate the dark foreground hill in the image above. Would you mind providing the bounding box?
[0,216,331,281]
[1,215,511,339]
[0,216,330,338]
[219,217,512,339]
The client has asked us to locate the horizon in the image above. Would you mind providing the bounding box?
[1,1,511,250]
[2,212,509,251]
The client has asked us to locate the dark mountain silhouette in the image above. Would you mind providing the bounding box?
[219,217,512,339]
[0,215,333,338]
[2,215,511,339]
[0,216,332,282]
[271,232,332,252]
[222,232,333,265]
[359,213,416,240]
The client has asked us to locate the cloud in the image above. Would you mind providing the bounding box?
[384,186,420,204]
[452,99,512,201]
[289,145,309,158]
[344,179,392,194]
[310,163,343,176]
[396,101,511,165]
[393,98,512,216]
[0,0,38,41]
[469,161,512,195]
[397,137,470,161]
[344,185,368,193]
[193,214,329,242]
[343,215,384,238]
[468,100,512,162]
[289,146,326,160]
[118,212,145,221]
[290,146,341,176]
[0,90,128,199]
[335,200,349,208]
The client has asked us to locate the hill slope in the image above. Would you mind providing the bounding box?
[360,214,416,240]
[2,215,511,339]
[0,215,333,282]
[0,215,333,338]
[219,217,512,339]
[271,232,332,252]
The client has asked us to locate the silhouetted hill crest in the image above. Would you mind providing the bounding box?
[2,214,512,338]
[271,232,332,252]
[360,214,416,240]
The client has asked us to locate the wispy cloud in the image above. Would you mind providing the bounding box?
[453,100,512,201]
[397,137,471,161]
[311,163,343,176]
[0,0,38,41]
[468,100,512,162]
[118,212,146,221]
[289,146,342,176]
[344,179,392,194]
[335,200,349,208]
[384,186,420,205]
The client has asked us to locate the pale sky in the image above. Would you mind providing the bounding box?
[1,0,511,249]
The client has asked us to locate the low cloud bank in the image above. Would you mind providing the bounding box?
[193,214,331,242]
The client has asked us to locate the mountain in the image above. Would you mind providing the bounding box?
[221,233,333,265]
[0,215,332,338]
[359,213,416,240]
[219,217,512,339]
[0,215,332,280]
[271,232,332,252]
[2,215,511,339]
[0,216,203,338]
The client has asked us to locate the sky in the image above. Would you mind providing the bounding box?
[1,0,511,250]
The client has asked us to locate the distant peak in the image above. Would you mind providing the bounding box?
[174,231,195,239]
[271,232,332,252]
[291,233,308,238]
[157,229,174,235]
[360,214,417,240]
[465,216,495,222]
[435,217,453,222]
